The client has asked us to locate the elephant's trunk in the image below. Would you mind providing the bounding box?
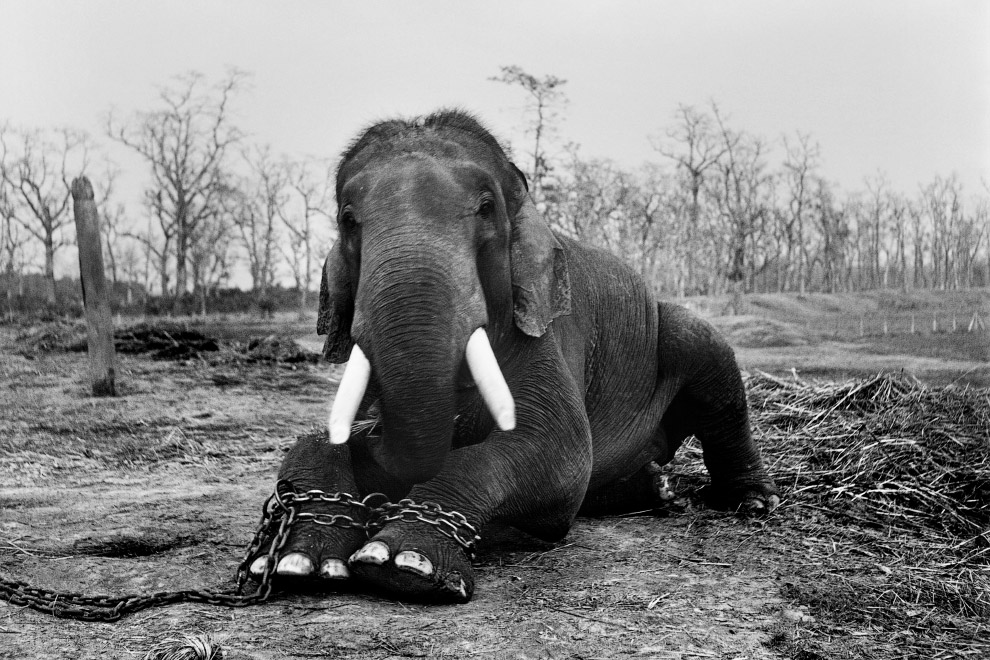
[364,268,459,483]
[328,256,514,483]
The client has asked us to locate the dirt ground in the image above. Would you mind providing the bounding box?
[1,315,987,659]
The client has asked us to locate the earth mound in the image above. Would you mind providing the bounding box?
[708,315,811,348]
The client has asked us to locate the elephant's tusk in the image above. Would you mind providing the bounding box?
[328,344,372,444]
[465,328,516,432]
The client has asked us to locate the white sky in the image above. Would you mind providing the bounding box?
[2,0,988,278]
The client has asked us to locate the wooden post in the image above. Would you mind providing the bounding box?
[968,311,985,333]
[72,176,117,396]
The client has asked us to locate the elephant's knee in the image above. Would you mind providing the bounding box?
[278,430,358,492]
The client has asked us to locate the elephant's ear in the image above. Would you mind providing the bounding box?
[317,240,355,363]
[510,192,572,337]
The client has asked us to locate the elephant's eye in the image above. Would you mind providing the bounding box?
[340,209,358,230]
[477,198,495,220]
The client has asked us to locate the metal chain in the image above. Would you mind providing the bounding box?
[0,491,294,622]
[273,481,388,530]
[370,499,482,559]
[0,485,479,621]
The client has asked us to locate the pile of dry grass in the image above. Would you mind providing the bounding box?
[223,334,320,364]
[742,371,988,641]
[13,319,86,354]
[15,320,319,365]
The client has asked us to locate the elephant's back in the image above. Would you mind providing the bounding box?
[553,232,661,390]
[553,233,659,331]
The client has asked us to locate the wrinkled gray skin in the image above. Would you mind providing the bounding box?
[253,110,778,602]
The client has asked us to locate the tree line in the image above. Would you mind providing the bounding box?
[1,70,333,316]
[493,68,989,303]
[2,68,987,318]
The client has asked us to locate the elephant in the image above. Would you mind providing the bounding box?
[248,109,779,602]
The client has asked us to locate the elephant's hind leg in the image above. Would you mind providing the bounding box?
[663,385,778,514]
[658,305,779,514]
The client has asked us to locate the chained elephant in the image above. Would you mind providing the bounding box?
[248,110,779,602]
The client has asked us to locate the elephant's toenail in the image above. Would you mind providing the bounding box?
[276,553,315,575]
[350,541,390,566]
[320,559,350,580]
[456,578,468,600]
[394,551,434,577]
[249,556,270,576]
[741,498,764,513]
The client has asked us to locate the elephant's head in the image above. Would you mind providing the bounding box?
[317,110,571,483]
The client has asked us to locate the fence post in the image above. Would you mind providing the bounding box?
[72,176,117,396]
[969,311,986,333]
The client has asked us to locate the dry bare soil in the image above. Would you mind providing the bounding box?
[1,301,988,660]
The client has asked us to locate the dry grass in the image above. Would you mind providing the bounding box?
[4,316,990,657]
[737,372,988,655]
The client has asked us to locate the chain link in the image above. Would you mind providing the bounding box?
[371,499,482,559]
[273,481,388,531]
[0,484,480,621]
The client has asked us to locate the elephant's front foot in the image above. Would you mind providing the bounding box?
[247,488,373,584]
[348,503,478,602]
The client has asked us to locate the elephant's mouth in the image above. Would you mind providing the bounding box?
[327,327,515,445]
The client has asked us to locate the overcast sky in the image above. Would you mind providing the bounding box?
[2,0,988,265]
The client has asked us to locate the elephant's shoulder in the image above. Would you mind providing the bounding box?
[553,233,642,282]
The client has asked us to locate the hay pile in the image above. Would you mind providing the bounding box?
[14,319,86,354]
[111,323,220,359]
[16,320,320,364]
[226,334,321,364]
[741,372,988,645]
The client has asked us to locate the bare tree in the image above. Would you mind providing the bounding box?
[907,199,929,289]
[921,175,963,290]
[708,106,772,309]
[863,173,891,289]
[278,158,333,314]
[115,237,145,307]
[91,163,128,285]
[886,191,910,291]
[188,208,234,316]
[125,196,175,298]
[971,191,990,287]
[809,180,850,293]
[0,125,92,305]
[107,70,246,312]
[1,181,31,315]
[780,133,821,293]
[233,145,285,298]
[653,104,730,296]
[490,65,568,201]
[549,145,632,249]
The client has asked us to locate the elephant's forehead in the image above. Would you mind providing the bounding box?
[341,154,497,201]
[339,137,507,193]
